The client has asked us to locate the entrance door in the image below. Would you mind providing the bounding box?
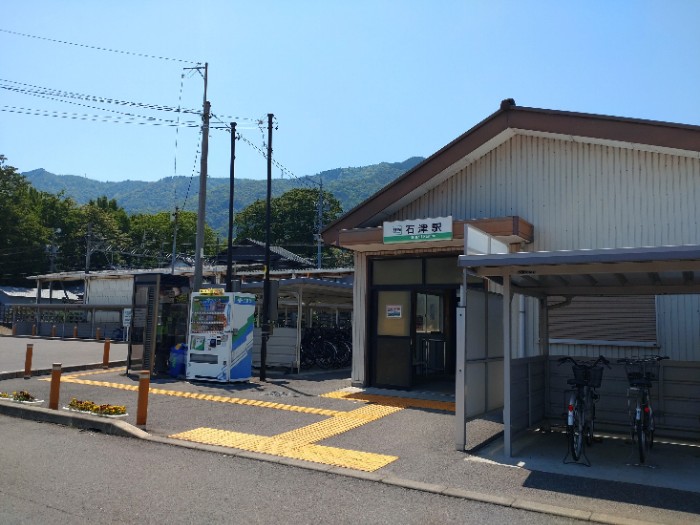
[371,288,456,390]
[373,290,412,388]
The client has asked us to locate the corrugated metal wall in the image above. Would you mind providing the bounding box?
[394,135,700,361]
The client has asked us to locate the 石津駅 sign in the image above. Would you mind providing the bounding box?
[383,216,453,244]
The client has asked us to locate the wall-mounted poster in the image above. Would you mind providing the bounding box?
[386,304,402,318]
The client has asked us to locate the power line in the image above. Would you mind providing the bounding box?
[0,28,200,64]
[0,105,201,127]
[0,79,201,115]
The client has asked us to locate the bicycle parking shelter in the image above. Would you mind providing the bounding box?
[459,243,700,456]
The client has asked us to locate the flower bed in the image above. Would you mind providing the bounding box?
[65,397,127,417]
[0,390,44,404]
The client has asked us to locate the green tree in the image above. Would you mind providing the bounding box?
[0,156,52,284]
[129,210,216,268]
[234,187,344,264]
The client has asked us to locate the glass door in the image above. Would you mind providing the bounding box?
[414,292,446,379]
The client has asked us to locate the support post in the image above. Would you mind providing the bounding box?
[49,363,62,410]
[103,338,111,369]
[24,343,33,379]
[226,122,237,292]
[136,370,150,426]
[503,275,513,457]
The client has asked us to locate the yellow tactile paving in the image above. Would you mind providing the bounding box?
[170,426,398,472]
[322,389,455,413]
[54,376,343,417]
[42,371,449,471]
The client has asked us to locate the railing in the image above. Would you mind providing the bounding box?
[1,303,131,341]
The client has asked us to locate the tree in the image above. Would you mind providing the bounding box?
[0,156,53,284]
[234,187,344,264]
[129,210,216,268]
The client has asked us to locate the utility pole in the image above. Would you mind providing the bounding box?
[171,206,179,274]
[260,113,273,382]
[317,177,323,269]
[85,222,93,274]
[193,62,209,291]
[226,122,237,292]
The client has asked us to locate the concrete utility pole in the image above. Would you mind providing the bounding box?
[260,113,273,382]
[226,122,237,292]
[171,206,179,274]
[317,177,323,269]
[193,62,209,291]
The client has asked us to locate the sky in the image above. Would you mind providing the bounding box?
[2,1,700,209]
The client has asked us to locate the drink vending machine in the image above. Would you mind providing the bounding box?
[186,289,256,382]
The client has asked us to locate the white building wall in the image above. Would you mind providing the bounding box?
[396,135,700,361]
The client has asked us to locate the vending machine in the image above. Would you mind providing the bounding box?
[186,289,256,382]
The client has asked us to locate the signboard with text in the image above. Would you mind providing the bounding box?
[383,216,453,244]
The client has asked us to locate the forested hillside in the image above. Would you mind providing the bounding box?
[23,157,423,235]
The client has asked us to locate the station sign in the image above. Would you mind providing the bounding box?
[383,216,453,244]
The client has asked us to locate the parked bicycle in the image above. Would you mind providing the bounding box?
[558,355,610,463]
[617,355,669,464]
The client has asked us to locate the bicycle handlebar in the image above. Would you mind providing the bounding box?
[557,355,611,369]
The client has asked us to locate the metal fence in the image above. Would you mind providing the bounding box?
[1,303,131,341]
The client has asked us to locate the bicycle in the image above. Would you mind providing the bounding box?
[617,355,669,464]
[558,355,610,464]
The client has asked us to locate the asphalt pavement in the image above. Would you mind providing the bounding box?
[1,335,699,525]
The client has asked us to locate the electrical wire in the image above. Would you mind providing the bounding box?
[0,105,200,127]
[0,28,200,64]
[0,79,202,115]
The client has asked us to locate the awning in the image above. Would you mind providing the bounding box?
[459,244,700,297]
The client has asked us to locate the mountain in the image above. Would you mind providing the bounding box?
[23,157,424,235]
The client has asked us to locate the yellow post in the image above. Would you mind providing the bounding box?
[49,363,62,410]
[136,370,150,426]
[24,343,33,379]
[102,338,111,369]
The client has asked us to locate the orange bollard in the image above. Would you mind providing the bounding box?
[96,326,101,340]
[136,370,150,426]
[102,338,111,369]
[31,324,37,337]
[24,343,33,379]
[12,323,16,336]
[73,325,78,338]
[49,363,62,410]
[51,325,57,338]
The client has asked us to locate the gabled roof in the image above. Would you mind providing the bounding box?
[322,100,700,246]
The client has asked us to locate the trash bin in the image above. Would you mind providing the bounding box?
[168,343,187,378]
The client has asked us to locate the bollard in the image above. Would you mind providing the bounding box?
[51,325,57,338]
[102,338,111,369]
[24,343,33,379]
[136,370,150,426]
[31,324,37,337]
[12,323,16,336]
[49,363,62,410]
[96,326,102,341]
[73,325,78,338]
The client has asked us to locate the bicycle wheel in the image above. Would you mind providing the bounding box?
[569,403,584,461]
[637,420,647,463]
[585,403,595,446]
[315,340,337,370]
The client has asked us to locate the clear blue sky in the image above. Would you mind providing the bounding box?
[2,1,699,206]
